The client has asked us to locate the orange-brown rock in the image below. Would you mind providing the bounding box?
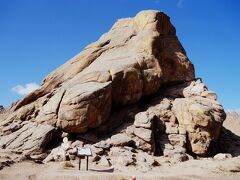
[0,10,227,160]
[11,10,194,134]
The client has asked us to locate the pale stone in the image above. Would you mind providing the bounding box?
[110,134,133,147]
[134,127,152,142]
[171,153,189,162]
[214,153,232,160]
[94,140,111,149]
[134,112,154,129]
[165,122,178,134]
[168,134,186,147]
[99,155,111,167]
[172,96,225,155]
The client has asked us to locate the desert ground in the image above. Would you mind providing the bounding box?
[1,157,240,180]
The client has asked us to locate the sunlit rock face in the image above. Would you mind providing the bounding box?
[0,10,225,158]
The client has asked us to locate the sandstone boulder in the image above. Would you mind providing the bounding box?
[133,111,155,153]
[10,10,194,135]
[0,123,58,156]
[109,147,135,166]
[172,96,225,156]
[94,140,111,149]
[134,112,155,129]
[0,10,228,167]
[110,134,134,147]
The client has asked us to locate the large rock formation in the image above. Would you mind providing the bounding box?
[0,10,226,167]
[14,10,194,133]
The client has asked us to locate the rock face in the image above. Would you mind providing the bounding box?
[13,10,194,134]
[0,10,226,166]
[0,122,59,155]
[172,96,225,156]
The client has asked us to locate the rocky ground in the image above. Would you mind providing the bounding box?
[1,156,240,180]
[0,101,240,179]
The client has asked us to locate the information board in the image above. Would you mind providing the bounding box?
[77,147,92,156]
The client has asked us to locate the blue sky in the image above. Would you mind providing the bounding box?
[0,0,239,110]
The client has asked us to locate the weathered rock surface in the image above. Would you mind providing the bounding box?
[172,96,225,156]
[0,122,59,155]
[0,10,228,170]
[10,10,195,134]
[110,134,133,147]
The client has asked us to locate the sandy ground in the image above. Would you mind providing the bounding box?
[1,158,240,180]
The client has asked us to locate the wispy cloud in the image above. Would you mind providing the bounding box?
[11,83,39,95]
[177,0,184,7]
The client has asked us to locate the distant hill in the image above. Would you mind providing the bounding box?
[226,111,240,121]
[224,111,240,136]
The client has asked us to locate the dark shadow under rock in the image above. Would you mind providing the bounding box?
[219,127,240,157]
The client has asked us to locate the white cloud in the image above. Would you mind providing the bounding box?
[11,83,40,96]
[177,0,184,7]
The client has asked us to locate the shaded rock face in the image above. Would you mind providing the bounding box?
[219,112,240,156]
[0,10,225,161]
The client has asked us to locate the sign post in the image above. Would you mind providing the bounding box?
[77,147,92,171]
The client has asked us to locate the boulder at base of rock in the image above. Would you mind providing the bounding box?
[0,122,58,156]
[214,153,232,160]
[172,96,225,156]
[110,134,134,147]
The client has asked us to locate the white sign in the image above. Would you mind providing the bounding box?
[77,147,92,156]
